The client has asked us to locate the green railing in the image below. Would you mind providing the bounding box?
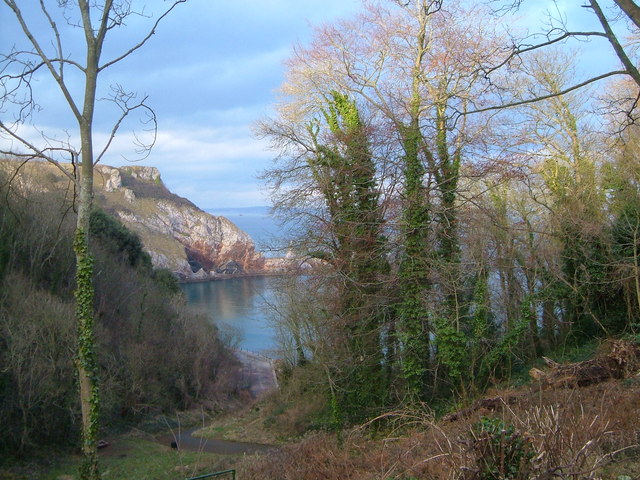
[186,469,236,480]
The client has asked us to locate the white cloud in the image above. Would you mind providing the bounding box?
[100,124,273,209]
[4,0,615,212]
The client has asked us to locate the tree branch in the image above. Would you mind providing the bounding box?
[481,31,608,78]
[460,70,627,117]
[613,0,640,30]
[94,89,157,164]
[99,1,187,72]
[38,0,66,81]
[2,0,83,121]
[588,0,640,88]
[0,120,77,183]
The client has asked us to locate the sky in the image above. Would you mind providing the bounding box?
[0,0,621,211]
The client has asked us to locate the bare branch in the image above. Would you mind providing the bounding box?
[588,0,640,88]
[0,120,77,183]
[478,0,640,120]
[480,31,608,78]
[2,0,83,121]
[94,87,157,164]
[613,0,640,29]
[38,0,65,81]
[99,1,187,71]
[460,70,627,117]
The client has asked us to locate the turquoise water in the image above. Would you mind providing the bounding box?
[180,276,279,355]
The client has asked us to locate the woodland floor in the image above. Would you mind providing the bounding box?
[4,342,640,480]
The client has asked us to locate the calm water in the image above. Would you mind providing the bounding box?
[205,207,287,257]
[180,276,279,355]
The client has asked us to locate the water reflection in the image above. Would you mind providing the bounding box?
[180,276,278,355]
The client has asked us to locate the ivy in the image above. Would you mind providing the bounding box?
[73,227,100,480]
[435,316,467,382]
[482,296,533,381]
[308,92,389,421]
[396,117,432,401]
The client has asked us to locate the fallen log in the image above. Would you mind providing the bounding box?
[529,339,640,388]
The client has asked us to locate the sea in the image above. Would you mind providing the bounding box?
[180,276,281,356]
[183,206,286,355]
[205,206,289,258]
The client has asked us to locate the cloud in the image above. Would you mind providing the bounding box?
[1,1,364,211]
[100,124,273,209]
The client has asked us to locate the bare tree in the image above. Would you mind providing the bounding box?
[260,0,510,400]
[0,2,186,478]
[468,0,640,117]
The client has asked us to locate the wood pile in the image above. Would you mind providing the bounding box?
[529,339,640,388]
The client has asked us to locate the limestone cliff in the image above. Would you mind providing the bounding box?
[0,160,265,280]
[94,165,265,279]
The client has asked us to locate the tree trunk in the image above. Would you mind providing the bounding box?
[613,0,640,30]
[76,22,100,479]
[398,119,432,400]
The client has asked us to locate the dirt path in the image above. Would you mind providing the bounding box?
[150,349,279,454]
[234,349,278,398]
[156,428,273,455]
[152,350,278,455]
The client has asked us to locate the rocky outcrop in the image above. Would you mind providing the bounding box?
[0,160,270,281]
[263,250,320,274]
[93,165,265,280]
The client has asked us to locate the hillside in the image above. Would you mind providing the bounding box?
[27,340,640,480]
[0,163,239,462]
[0,160,267,280]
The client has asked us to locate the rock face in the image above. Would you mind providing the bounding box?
[0,160,270,280]
[93,165,265,279]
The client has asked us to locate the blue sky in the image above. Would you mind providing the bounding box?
[0,1,621,210]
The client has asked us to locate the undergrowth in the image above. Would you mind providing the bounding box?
[236,379,640,479]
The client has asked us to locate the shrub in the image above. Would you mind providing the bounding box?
[0,273,77,454]
[468,417,534,480]
[90,207,152,269]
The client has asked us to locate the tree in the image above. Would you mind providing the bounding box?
[514,49,625,338]
[259,0,640,421]
[469,0,640,119]
[0,2,185,478]
[310,91,390,421]
[262,91,390,422]
[606,122,640,327]
[263,0,507,401]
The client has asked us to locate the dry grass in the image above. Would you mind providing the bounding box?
[235,379,640,479]
[196,386,330,445]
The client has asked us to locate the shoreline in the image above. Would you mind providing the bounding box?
[177,271,299,284]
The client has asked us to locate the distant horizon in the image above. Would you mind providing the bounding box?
[207,206,286,256]
[206,205,272,213]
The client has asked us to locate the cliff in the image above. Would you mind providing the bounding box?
[94,165,266,279]
[0,160,266,280]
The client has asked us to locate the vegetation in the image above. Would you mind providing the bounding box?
[0,169,236,461]
[0,2,187,478]
[236,377,640,479]
[259,0,640,432]
[2,0,640,479]
[40,435,231,480]
[307,91,390,423]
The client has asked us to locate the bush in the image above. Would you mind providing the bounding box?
[468,417,534,480]
[0,273,77,454]
[90,207,152,269]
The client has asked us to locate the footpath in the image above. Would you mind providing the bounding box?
[233,349,279,398]
[153,350,279,454]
